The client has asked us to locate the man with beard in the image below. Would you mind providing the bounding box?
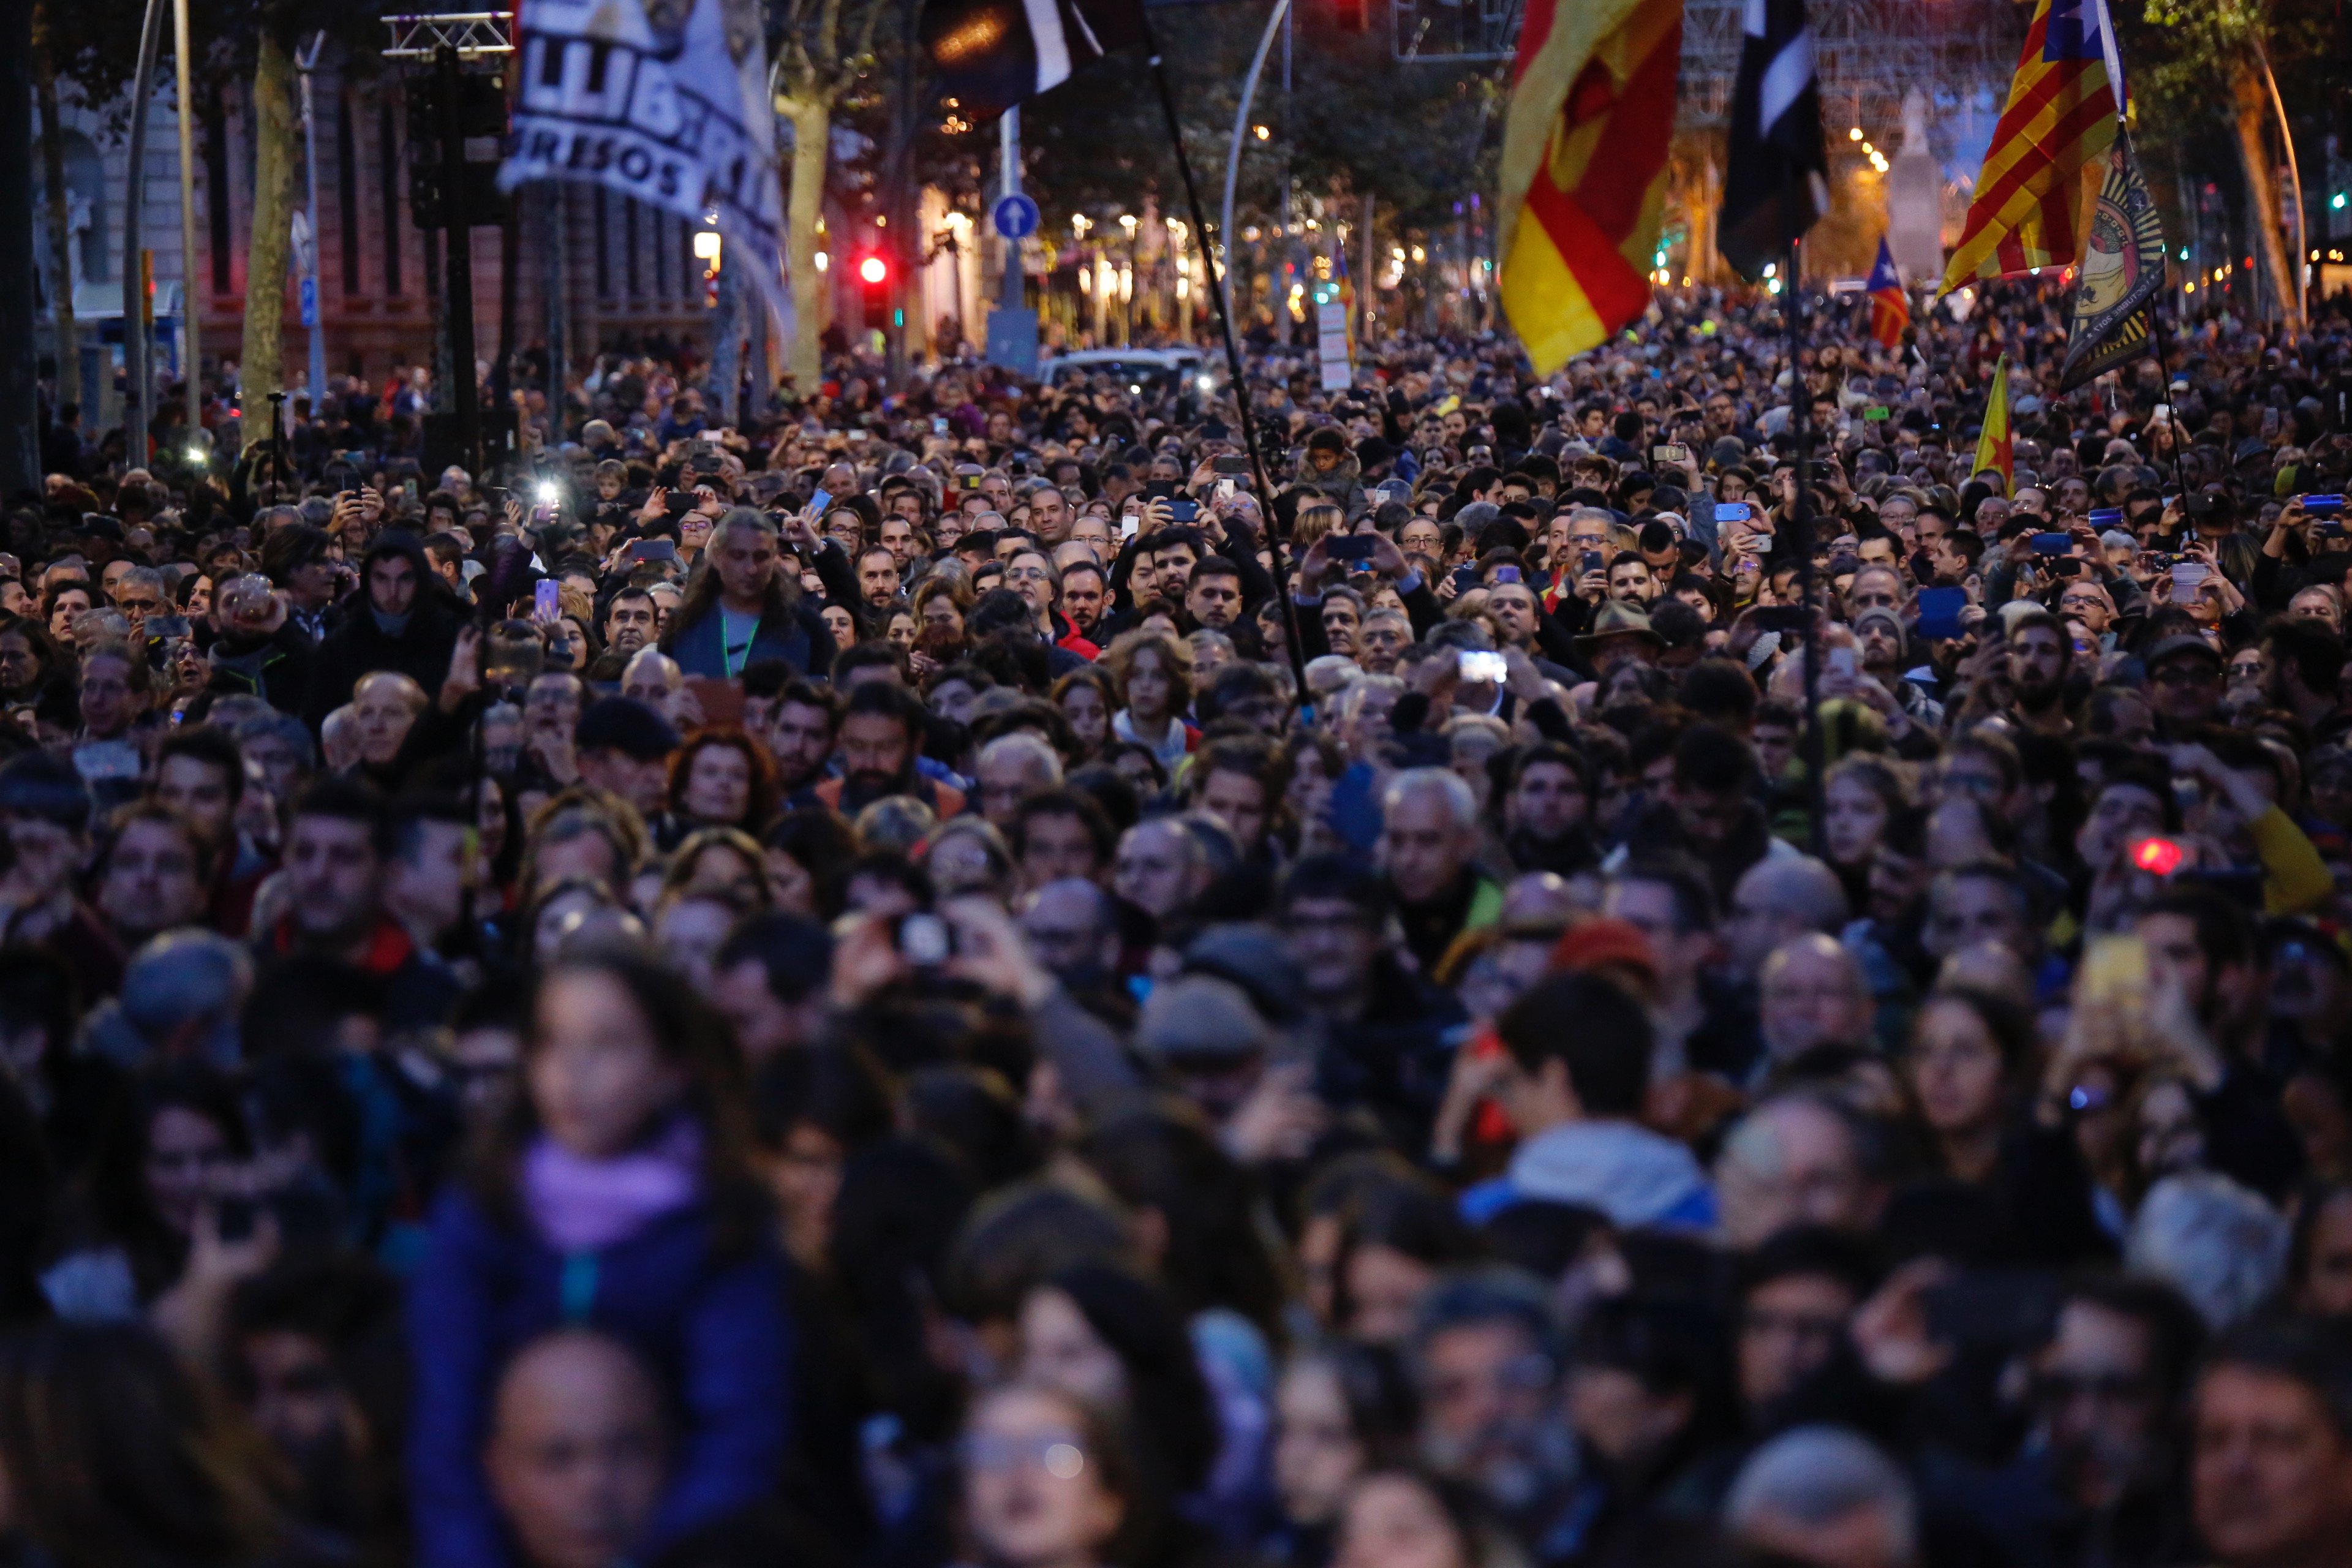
[1852,607,1943,734]
[2002,611,2073,734]
[1412,1271,1575,1531]
[256,777,462,1032]
[814,680,965,818]
[755,678,839,809]
[2260,614,2352,747]
[1502,745,1597,875]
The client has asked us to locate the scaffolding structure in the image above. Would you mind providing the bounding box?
[382,11,515,59]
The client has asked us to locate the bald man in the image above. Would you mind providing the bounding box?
[484,1332,668,1568]
[1758,933,1876,1073]
[350,671,428,769]
[1724,856,1851,984]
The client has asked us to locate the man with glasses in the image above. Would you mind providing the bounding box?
[1412,1270,1570,1517]
[1281,852,1463,1139]
[2059,579,2118,651]
[1735,1227,1875,1426]
[1993,1280,2203,1566]
[2143,634,2226,731]
[110,565,169,639]
[1756,933,1875,1073]
[1542,508,1615,614]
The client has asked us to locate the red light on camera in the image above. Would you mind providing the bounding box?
[2132,836,2185,876]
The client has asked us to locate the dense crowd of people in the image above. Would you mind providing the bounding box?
[10,278,2352,1568]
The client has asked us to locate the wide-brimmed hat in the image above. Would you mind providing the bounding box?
[1574,598,1665,654]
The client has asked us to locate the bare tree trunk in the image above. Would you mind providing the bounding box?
[239,30,297,412]
[34,25,78,408]
[782,92,829,391]
[2231,58,2302,333]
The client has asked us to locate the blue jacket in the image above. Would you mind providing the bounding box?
[406,1187,793,1567]
[666,599,835,682]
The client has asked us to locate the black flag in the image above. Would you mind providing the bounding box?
[1719,0,1829,282]
[922,0,1148,122]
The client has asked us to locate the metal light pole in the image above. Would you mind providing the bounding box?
[296,32,328,411]
[1000,107,1022,315]
[123,0,166,463]
[0,0,38,497]
[437,42,481,470]
[1220,0,1290,323]
[173,0,199,440]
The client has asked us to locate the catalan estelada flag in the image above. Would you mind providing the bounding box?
[1496,0,1684,372]
[1939,0,2116,292]
[1866,238,1909,349]
[1974,355,2013,491]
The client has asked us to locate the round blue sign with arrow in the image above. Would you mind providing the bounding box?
[993,194,1041,240]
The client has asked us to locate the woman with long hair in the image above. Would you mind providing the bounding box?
[1017,1264,1222,1528]
[657,727,781,849]
[1905,986,2111,1265]
[0,612,70,708]
[42,1060,249,1321]
[1054,666,1121,765]
[0,1321,281,1567]
[1104,631,1196,778]
[1267,1344,1422,1568]
[405,949,791,1568]
[1823,755,1912,909]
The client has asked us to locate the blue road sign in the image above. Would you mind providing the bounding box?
[993,193,1041,240]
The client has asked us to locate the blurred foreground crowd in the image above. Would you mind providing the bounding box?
[10,286,2352,1568]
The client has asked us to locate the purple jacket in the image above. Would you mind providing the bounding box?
[405,1186,792,1567]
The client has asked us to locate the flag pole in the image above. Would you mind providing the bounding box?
[1140,19,1310,695]
[1784,232,1825,857]
[2086,0,2191,502]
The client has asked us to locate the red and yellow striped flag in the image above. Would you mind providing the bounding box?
[1939,0,2117,292]
[1496,0,1683,373]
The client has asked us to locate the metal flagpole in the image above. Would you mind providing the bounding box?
[297,33,328,417]
[1141,16,1308,695]
[2087,0,2190,497]
[1786,235,1825,855]
[172,0,200,442]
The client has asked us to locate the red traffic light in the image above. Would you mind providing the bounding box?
[2131,836,2186,876]
[858,255,889,285]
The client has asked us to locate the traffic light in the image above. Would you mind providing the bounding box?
[857,252,891,328]
[1333,0,1366,29]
